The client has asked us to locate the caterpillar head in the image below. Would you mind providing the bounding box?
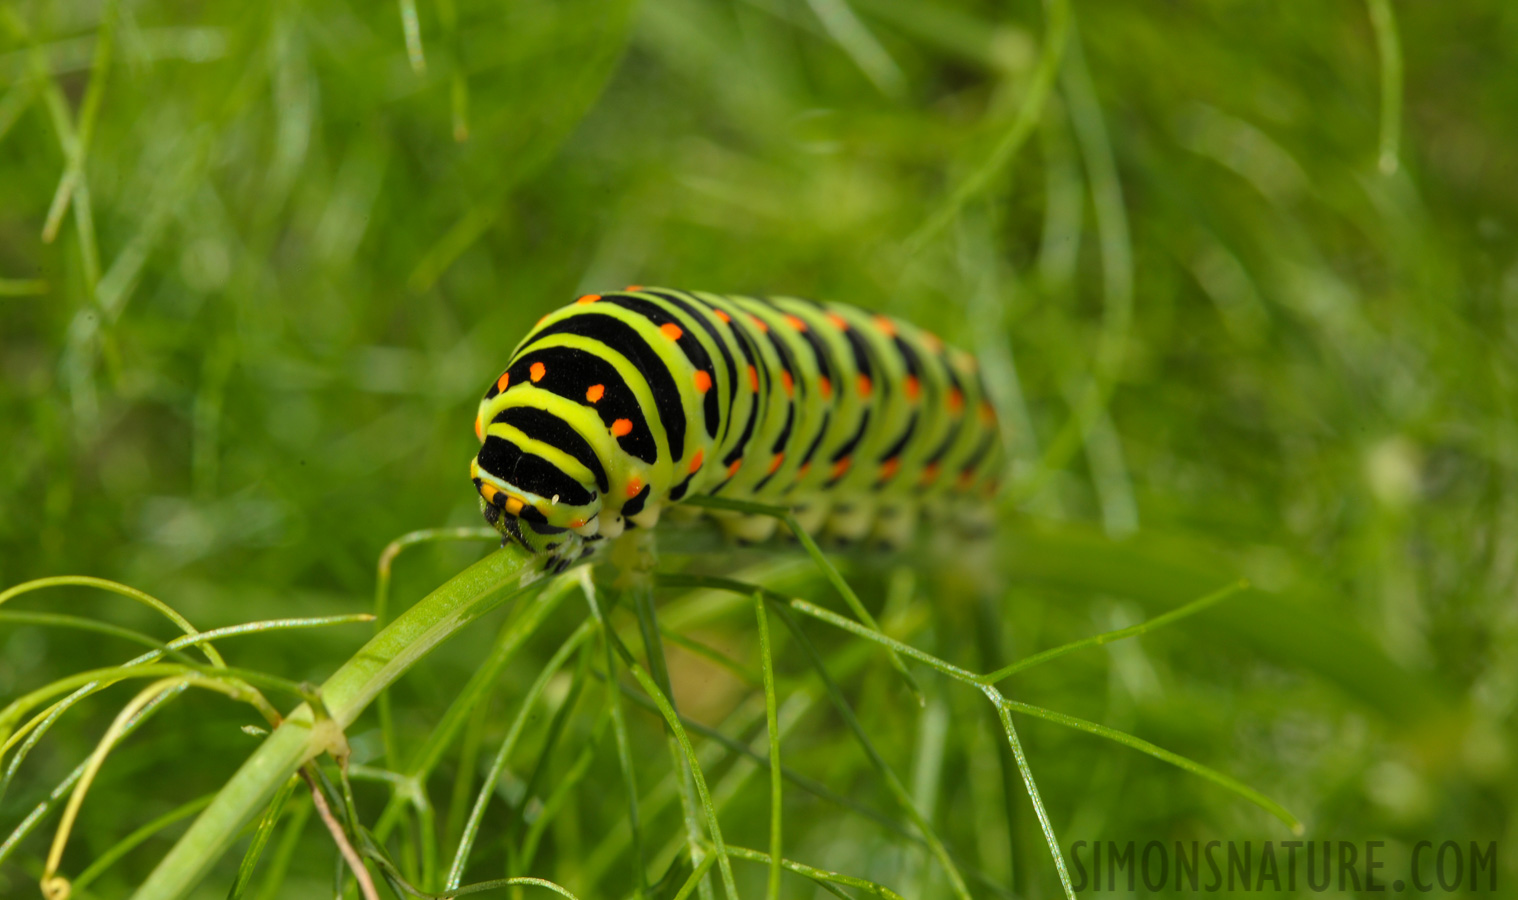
[471,418,606,567]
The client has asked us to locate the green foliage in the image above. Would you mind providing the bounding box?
[3,0,1516,898]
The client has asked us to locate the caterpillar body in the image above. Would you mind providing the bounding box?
[470,287,1003,570]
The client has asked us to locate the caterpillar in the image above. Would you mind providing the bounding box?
[470,287,1003,570]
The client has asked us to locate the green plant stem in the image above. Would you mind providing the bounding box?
[754,593,784,900]
[129,545,544,900]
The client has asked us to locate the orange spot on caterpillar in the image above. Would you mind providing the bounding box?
[586,384,605,403]
[781,370,794,397]
[536,315,550,327]
[826,312,849,330]
[921,462,941,486]
[504,496,525,516]
[799,462,811,477]
[748,365,759,391]
[783,314,807,332]
[690,449,704,473]
[922,331,943,352]
[530,362,546,382]
[474,417,484,441]
[715,309,731,323]
[948,388,964,415]
[660,322,684,341]
[830,457,851,479]
[956,469,976,490]
[569,517,587,529]
[626,477,643,498]
[625,285,643,291]
[857,374,872,397]
[611,418,633,437]
[819,377,832,399]
[880,457,900,480]
[577,294,601,304]
[480,483,498,504]
[750,315,769,333]
[726,459,742,478]
[873,315,897,337]
[979,402,995,424]
[693,370,712,393]
[904,375,921,402]
[768,452,785,474]
[496,372,511,393]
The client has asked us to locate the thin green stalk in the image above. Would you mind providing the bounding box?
[1365,0,1402,174]
[251,794,310,900]
[374,527,500,769]
[130,546,546,900]
[905,0,1071,253]
[580,575,648,898]
[624,662,740,900]
[227,775,300,900]
[670,854,719,900]
[397,0,426,73]
[67,792,217,893]
[372,575,577,843]
[663,572,1301,885]
[682,494,923,704]
[983,688,1075,900]
[444,622,595,890]
[978,580,1248,683]
[41,0,116,246]
[628,576,712,899]
[0,575,226,666]
[997,696,1303,833]
[753,593,783,900]
[723,845,907,900]
[1009,22,1134,508]
[766,602,972,900]
[0,687,184,871]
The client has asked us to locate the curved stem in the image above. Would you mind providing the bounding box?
[129,546,544,900]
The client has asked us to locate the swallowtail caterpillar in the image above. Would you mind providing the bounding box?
[470,288,1002,571]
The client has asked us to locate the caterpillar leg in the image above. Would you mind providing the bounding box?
[869,503,918,549]
[823,500,876,544]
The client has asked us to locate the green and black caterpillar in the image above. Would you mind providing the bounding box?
[470,287,1003,570]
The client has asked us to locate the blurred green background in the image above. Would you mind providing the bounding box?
[2,0,1516,897]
